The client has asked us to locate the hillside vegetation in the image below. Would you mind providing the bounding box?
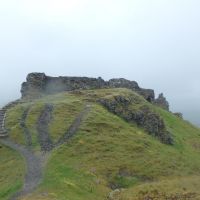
[1,88,200,200]
[0,145,25,200]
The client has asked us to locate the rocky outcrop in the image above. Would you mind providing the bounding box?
[21,73,155,102]
[138,89,155,103]
[154,93,169,111]
[21,73,47,98]
[174,112,183,119]
[99,95,173,145]
[108,78,139,90]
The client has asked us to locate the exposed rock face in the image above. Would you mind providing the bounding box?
[21,73,155,102]
[99,95,173,145]
[138,89,155,103]
[21,73,47,98]
[174,112,183,119]
[108,78,139,90]
[154,93,169,111]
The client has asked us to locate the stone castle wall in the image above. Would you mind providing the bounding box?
[21,73,156,102]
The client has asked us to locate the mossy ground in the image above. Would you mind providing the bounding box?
[2,88,200,199]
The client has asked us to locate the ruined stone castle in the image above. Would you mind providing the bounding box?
[21,73,169,110]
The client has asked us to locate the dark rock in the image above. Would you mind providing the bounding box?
[108,78,139,90]
[154,93,169,111]
[21,73,155,102]
[21,73,47,98]
[174,112,183,119]
[138,89,155,103]
[99,95,173,145]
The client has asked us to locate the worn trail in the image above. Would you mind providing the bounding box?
[0,104,91,200]
[55,104,91,146]
[0,139,45,200]
[37,104,54,152]
[20,107,32,147]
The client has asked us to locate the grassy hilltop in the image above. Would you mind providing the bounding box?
[1,88,200,200]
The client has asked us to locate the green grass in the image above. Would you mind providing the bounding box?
[48,99,84,143]
[26,102,45,150]
[0,145,25,200]
[5,104,27,145]
[5,93,85,151]
[29,149,109,200]
[23,104,200,199]
[3,88,200,200]
[120,176,200,199]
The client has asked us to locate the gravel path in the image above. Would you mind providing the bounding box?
[55,104,91,146]
[20,107,32,147]
[37,104,54,152]
[0,104,91,200]
[0,139,45,200]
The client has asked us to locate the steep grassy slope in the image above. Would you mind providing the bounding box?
[2,88,200,200]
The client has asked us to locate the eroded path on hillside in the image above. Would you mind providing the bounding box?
[0,104,91,200]
[0,139,45,200]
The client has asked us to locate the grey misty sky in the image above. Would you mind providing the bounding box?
[0,0,199,126]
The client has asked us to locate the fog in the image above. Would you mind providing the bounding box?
[0,0,199,126]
